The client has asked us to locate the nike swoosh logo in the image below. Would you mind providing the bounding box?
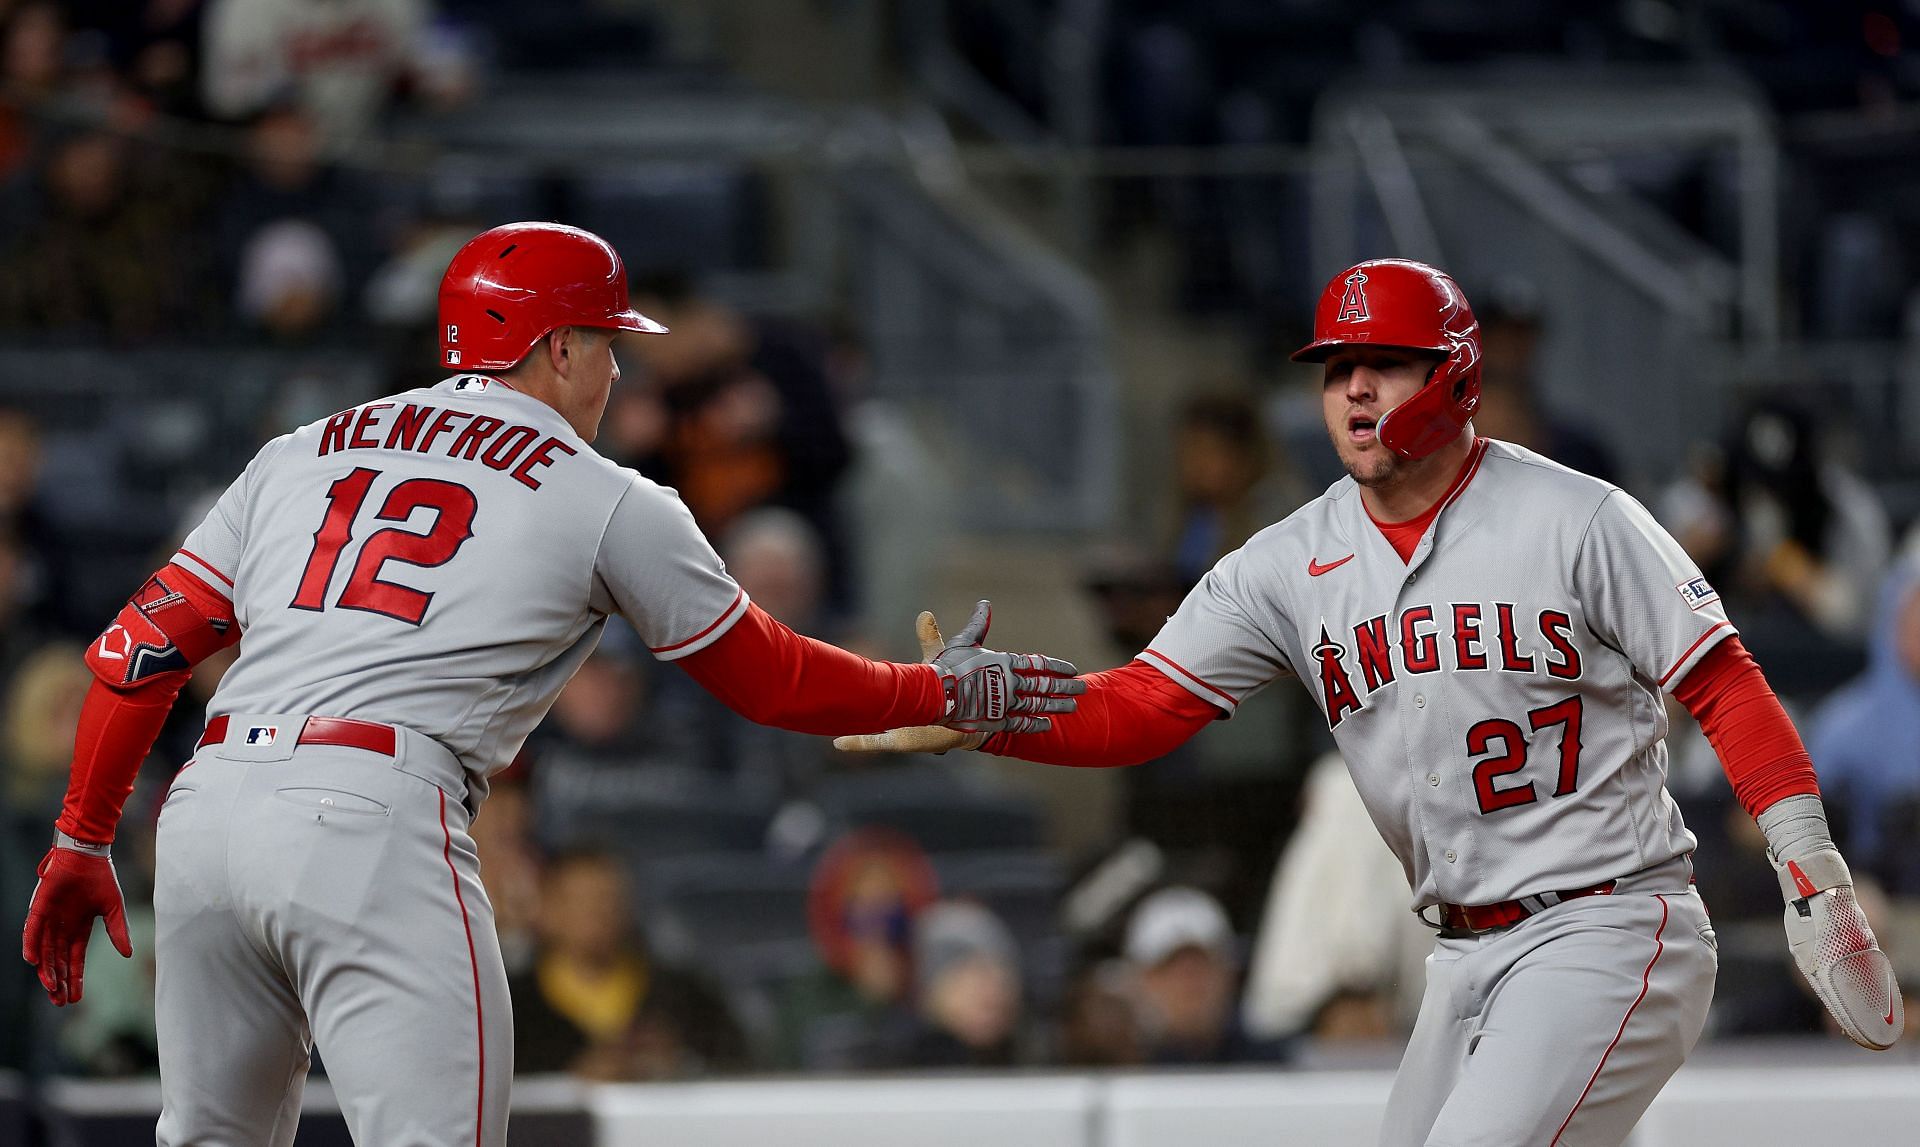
[1308,554,1356,577]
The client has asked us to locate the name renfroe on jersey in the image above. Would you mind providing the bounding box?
[315,382,578,492]
[1313,601,1583,728]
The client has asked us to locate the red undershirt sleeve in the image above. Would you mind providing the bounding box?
[673,603,947,735]
[981,659,1218,767]
[1671,635,1821,819]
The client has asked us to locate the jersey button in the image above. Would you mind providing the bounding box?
[1428,773,1440,786]
[1414,694,1426,708]
[1444,849,1457,863]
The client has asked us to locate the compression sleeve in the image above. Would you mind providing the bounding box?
[674,603,947,735]
[58,565,240,844]
[981,659,1216,767]
[1671,635,1821,818]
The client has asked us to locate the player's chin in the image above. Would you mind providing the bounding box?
[1336,445,1395,487]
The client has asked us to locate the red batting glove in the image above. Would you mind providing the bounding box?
[21,832,134,1007]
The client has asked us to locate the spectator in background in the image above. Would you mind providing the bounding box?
[627,275,855,615]
[470,774,543,975]
[0,126,210,340]
[510,848,746,1079]
[1807,557,1920,892]
[650,507,842,794]
[1124,886,1286,1065]
[236,217,344,339]
[1660,400,1890,664]
[1165,393,1299,588]
[200,0,467,146]
[2,643,90,821]
[0,2,67,181]
[1058,960,1145,1067]
[215,101,376,314]
[776,828,937,1070]
[903,901,1025,1068]
[0,407,63,651]
[70,0,208,119]
[1242,753,1428,1044]
[1468,285,1620,485]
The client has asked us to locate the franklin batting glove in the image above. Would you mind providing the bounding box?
[930,600,1085,734]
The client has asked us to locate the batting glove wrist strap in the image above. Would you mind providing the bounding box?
[1765,844,1904,1050]
[53,829,112,858]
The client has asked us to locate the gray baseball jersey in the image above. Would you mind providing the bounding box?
[1143,438,1733,910]
[151,374,749,1146]
[174,374,748,796]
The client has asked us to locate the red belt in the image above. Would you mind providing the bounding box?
[1436,880,1617,934]
[197,715,397,756]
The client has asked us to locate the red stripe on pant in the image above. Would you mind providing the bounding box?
[1551,894,1669,1145]
[440,789,485,1147]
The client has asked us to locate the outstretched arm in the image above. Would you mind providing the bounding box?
[676,601,1083,737]
[1674,635,1902,1050]
[979,660,1219,767]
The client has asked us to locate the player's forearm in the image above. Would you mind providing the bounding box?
[57,675,188,844]
[57,561,240,843]
[676,603,946,734]
[982,660,1215,767]
[1672,635,1820,819]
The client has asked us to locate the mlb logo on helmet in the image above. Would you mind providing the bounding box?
[1677,577,1719,611]
[246,726,278,746]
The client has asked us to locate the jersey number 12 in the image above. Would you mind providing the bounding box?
[291,466,478,625]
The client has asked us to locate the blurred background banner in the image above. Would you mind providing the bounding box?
[7,0,1920,1142]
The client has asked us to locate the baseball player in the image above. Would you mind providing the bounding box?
[841,259,1903,1145]
[19,221,1082,1146]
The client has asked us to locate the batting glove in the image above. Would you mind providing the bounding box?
[21,830,134,1007]
[931,600,1085,734]
[1769,845,1903,1050]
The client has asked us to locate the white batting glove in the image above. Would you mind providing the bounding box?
[1769,845,1904,1050]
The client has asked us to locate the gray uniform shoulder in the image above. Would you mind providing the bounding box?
[1477,438,1618,518]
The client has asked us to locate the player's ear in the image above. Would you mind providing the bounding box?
[546,327,573,375]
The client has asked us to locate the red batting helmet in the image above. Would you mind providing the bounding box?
[1292,258,1481,460]
[437,222,667,371]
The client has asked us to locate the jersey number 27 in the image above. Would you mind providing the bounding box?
[291,467,478,625]
[1466,696,1585,815]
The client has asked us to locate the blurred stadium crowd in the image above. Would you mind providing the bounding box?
[5,0,1920,1087]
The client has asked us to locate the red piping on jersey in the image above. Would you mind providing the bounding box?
[1658,620,1731,687]
[440,790,486,1147]
[1551,894,1669,1145]
[1366,438,1489,563]
[1141,648,1238,707]
[651,588,747,654]
[175,548,233,588]
[1437,436,1490,513]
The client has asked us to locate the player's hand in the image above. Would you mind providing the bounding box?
[1770,845,1904,1050]
[929,600,1084,734]
[21,833,134,1007]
